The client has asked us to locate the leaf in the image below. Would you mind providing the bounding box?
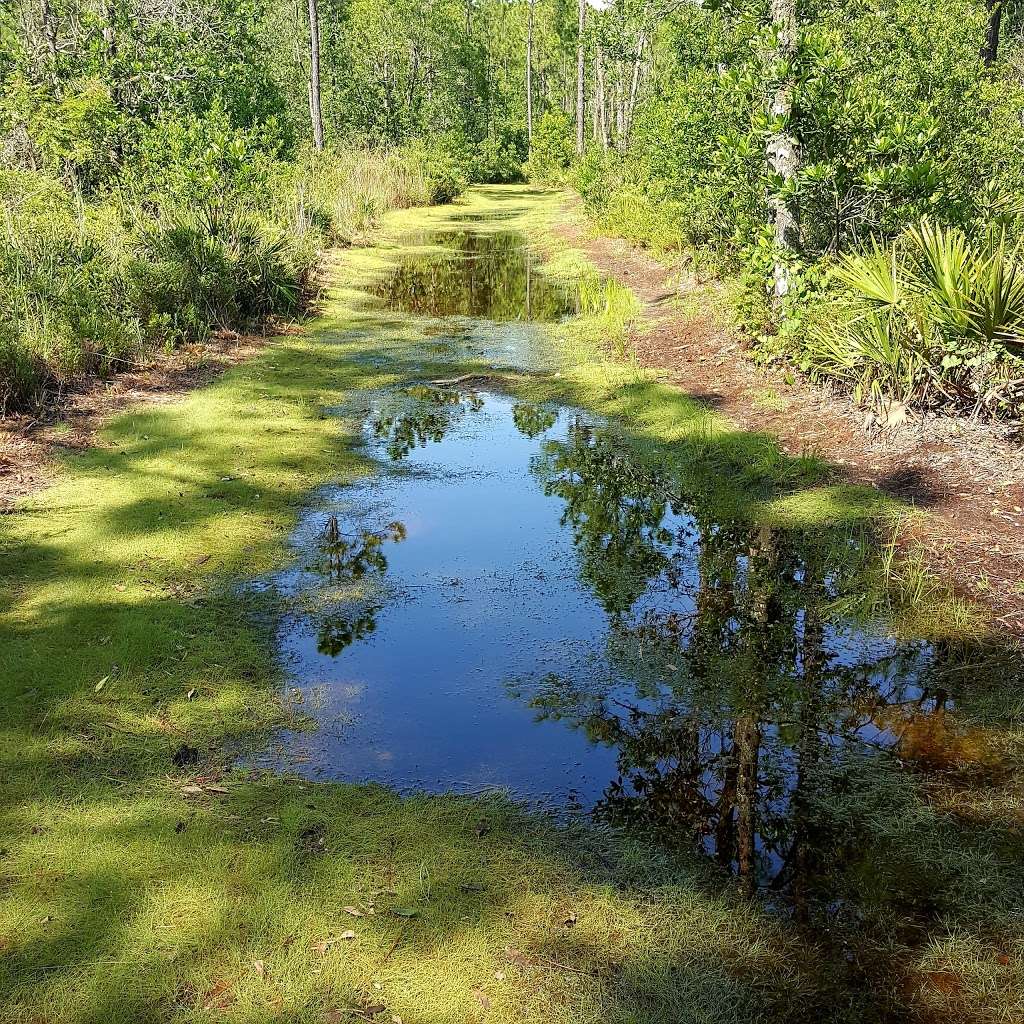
[180,785,204,795]
[505,947,533,967]
[94,676,108,692]
[201,978,234,1011]
[472,988,491,1011]
[391,907,419,919]
[339,929,357,940]
[186,688,196,701]
[343,905,364,917]
[253,959,267,978]
[562,911,577,928]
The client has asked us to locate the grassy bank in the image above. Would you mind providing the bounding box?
[0,147,460,415]
[2,186,1022,1023]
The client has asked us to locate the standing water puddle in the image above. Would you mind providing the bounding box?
[261,226,1019,902]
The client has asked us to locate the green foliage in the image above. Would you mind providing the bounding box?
[805,222,1024,413]
[525,110,576,184]
[137,205,306,341]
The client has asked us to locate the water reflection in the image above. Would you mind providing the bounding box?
[370,230,573,322]
[520,425,1014,906]
[372,386,483,461]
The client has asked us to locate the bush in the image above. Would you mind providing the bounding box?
[804,221,1024,415]
[137,204,306,341]
[525,111,575,184]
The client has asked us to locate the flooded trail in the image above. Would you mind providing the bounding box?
[230,193,1024,1023]
[258,209,1024,923]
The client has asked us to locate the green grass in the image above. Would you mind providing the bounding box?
[2,185,1021,1024]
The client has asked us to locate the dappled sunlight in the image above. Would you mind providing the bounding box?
[4,186,1024,1024]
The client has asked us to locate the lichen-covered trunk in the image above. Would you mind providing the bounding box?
[767,0,799,301]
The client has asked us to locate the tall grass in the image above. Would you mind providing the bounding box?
[0,148,466,415]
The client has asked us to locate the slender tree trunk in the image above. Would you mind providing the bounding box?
[623,32,646,149]
[307,0,325,151]
[981,0,1003,66]
[766,0,799,301]
[526,0,535,143]
[596,45,609,150]
[576,0,586,157]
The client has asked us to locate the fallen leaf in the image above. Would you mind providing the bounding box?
[505,947,533,967]
[186,688,196,701]
[253,959,267,978]
[180,785,204,796]
[94,676,108,692]
[194,554,212,566]
[205,784,229,794]
[391,1016,404,1024]
[201,978,234,1011]
[391,907,419,919]
[355,1003,387,1019]
[313,939,333,954]
[493,970,505,981]
[343,905,364,917]
[472,988,491,1011]
[339,929,357,940]
[562,911,577,928]
[114,584,126,593]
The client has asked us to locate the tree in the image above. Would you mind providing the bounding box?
[526,0,535,143]
[576,0,586,156]
[766,0,799,301]
[307,0,324,150]
[981,0,1003,65]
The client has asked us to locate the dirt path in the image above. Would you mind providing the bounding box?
[558,215,1024,635]
[0,332,271,511]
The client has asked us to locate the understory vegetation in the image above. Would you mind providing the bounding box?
[0,0,548,412]
[552,0,1024,416]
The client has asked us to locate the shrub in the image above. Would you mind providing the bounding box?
[137,204,306,341]
[804,221,1024,415]
[525,110,575,184]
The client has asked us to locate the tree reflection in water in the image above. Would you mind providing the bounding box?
[312,517,407,657]
[522,421,1011,912]
[370,230,574,322]
[372,386,483,461]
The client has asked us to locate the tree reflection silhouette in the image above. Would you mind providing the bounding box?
[525,423,976,910]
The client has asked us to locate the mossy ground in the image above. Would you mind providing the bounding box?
[1,186,1019,1023]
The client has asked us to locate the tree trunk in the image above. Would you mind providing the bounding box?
[576,0,586,157]
[981,0,1003,66]
[623,31,646,149]
[596,45,609,151]
[526,0,535,143]
[766,0,799,301]
[307,0,325,151]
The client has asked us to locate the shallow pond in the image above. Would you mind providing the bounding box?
[263,226,1020,910]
